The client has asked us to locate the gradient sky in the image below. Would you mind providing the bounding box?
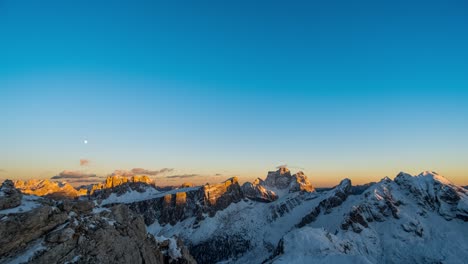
[1,0,468,187]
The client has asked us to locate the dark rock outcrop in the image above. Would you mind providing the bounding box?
[0,180,23,210]
[189,234,250,264]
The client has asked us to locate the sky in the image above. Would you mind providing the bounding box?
[1,0,468,187]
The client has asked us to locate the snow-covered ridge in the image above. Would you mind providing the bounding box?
[144,170,467,264]
[100,186,199,205]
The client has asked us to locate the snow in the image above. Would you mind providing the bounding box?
[64,255,81,264]
[101,188,161,205]
[151,235,182,260]
[100,186,199,205]
[146,172,468,264]
[0,195,41,215]
[418,171,452,185]
[147,190,323,263]
[273,227,374,263]
[6,239,46,264]
[92,207,111,214]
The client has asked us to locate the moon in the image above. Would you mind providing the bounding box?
[84,139,88,144]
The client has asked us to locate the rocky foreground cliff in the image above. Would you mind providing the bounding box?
[0,180,196,264]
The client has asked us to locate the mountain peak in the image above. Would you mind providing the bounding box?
[395,171,452,186]
[417,171,452,185]
[263,168,314,193]
[278,166,290,175]
[13,179,86,198]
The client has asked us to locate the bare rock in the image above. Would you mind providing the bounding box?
[241,178,278,202]
[0,180,23,210]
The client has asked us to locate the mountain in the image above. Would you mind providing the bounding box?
[0,180,196,264]
[1,168,467,263]
[13,179,88,198]
[92,169,467,264]
[90,175,155,194]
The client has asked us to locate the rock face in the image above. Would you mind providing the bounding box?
[0,185,196,264]
[126,178,244,225]
[289,171,315,192]
[241,178,278,202]
[90,175,154,195]
[264,167,294,189]
[0,180,23,210]
[13,179,87,198]
[341,177,401,233]
[203,177,243,212]
[263,168,314,193]
[297,178,352,227]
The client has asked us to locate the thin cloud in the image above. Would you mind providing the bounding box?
[67,179,102,184]
[131,168,174,176]
[51,170,97,180]
[0,169,5,173]
[80,159,90,166]
[276,164,305,170]
[215,173,223,176]
[110,170,135,177]
[166,174,200,179]
[110,168,174,177]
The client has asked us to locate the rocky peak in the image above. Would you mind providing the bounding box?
[264,168,293,190]
[90,175,155,195]
[0,180,23,210]
[122,177,245,226]
[289,171,315,192]
[241,178,278,203]
[203,177,243,207]
[263,168,314,193]
[12,179,87,198]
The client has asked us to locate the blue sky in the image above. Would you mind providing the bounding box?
[1,0,468,186]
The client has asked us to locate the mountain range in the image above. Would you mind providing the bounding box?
[1,168,467,263]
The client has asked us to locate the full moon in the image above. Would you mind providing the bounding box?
[84,140,88,144]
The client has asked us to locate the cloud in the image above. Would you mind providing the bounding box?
[276,164,288,169]
[51,170,97,180]
[67,179,102,184]
[110,168,174,177]
[276,164,305,170]
[131,168,174,176]
[215,173,223,176]
[0,169,5,173]
[110,170,135,177]
[166,174,200,179]
[80,159,90,166]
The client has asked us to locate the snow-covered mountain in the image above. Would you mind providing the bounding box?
[1,169,467,263]
[85,169,468,263]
